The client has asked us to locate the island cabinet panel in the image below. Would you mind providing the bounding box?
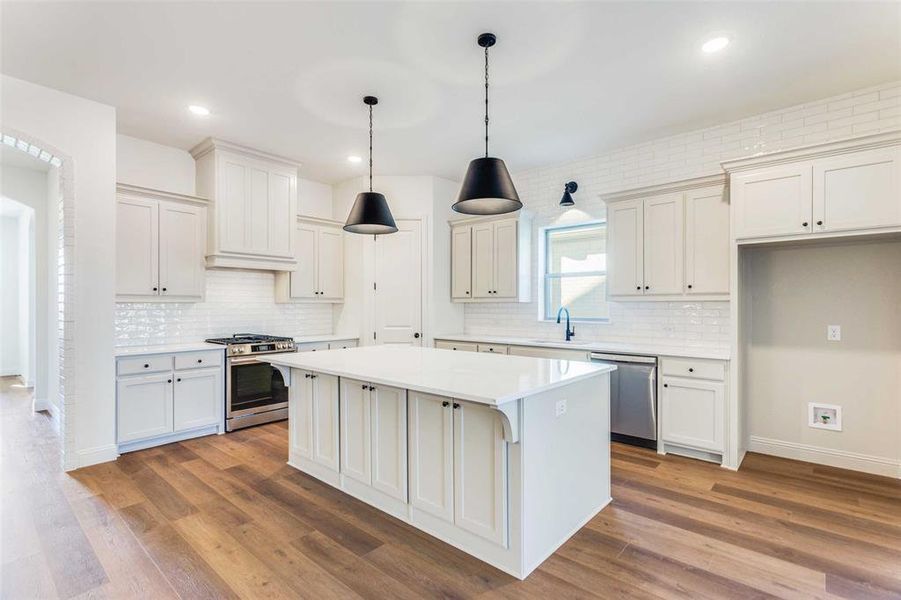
[409,391,454,522]
[454,402,508,547]
[370,384,408,501]
[295,372,340,472]
[340,378,372,485]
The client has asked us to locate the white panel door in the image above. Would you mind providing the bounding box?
[173,368,221,432]
[493,219,518,298]
[117,373,173,443]
[643,193,684,295]
[248,166,270,253]
[340,378,372,485]
[317,227,344,299]
[221,158,248,251]
[408,391,454,522]
[813,147,901,233]
[268,170,294,257]
[159,201,205,299]
[685,186,730,295]
[311,373,340,472]
[290,370,314,459]
[370,384,407,501]
[116,197,158,297]
[732,163,812,239]
[290,223,318,299]
[374,220,422,345]
[607,199,644,296]
[471,223,494,298]
[661,377,725,452]
[451,226,472,299]
[453,401,508,547]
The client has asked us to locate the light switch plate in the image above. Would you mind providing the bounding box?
[555,399,567,417]
[827,325,841,341]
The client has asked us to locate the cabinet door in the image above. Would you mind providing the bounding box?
[290,223,318,299]
[451,226,472,299]
[221,158,249,251]
[317,227,344,299]
[813,147,901,233]
[493,219,518,298]
[607,199,644,296]
[173,368,221,431]
[248,166,270,253]
[732,163,812,239]
[290,370,314,459]
[267,169,294,257]
[684,186,729,295]
[311,373,340,472]
[661,377,724,452]
[453,402,508,547]
[408,391,454,522]
[116,197,159,297]
[340,378,371,485]
[117,373,173,443]
[159,202,205,299]
[643,193,684,295]
[471,223,494,298]
[370,384,407,501]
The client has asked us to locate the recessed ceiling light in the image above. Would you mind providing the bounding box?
[702,36,730,54]
[347,155,362,164]
[188,105,210,116]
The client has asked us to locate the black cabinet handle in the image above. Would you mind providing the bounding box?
[167,379,172,383]
[636,286,641,290]
[176,378,181,382]
[688,368,694,373]
[144,363,150,368]
[453,403,460,409]
[687,284,693,289]
[816,220,823,226]
[442,401,450,407]
[414,332,420,339]
[466,291,470,295]
[370,386,376,391]
[304,373,311,379]
[162,287,167,292]
[645,285,649,290]
[802,222,808,227]
[197,359,202,363]
[310,374,317,379]
[663,383,668,388]
[152,287,158,292]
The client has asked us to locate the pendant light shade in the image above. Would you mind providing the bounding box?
[453,32,522,216]
[344,96,397,235]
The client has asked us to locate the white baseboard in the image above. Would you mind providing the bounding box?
[74,444,119,470]
[0,369,21,377]
[748,436,900,479]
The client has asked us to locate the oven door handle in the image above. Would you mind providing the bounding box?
[229,357,265,365]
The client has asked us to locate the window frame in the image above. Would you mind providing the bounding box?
[541,220,609,323]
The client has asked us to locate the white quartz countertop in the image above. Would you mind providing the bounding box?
[115,342,225,357]
[434,334,731,361]
[264,346,615,406]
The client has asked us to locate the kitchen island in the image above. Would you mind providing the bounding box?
[264,345,616,579]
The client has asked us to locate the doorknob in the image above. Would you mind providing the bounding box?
[414,332,420,339]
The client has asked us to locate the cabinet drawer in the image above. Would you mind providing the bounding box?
[661,357,725,381]
[435,340,478,352]
[477,344,508,355]
[298,341,330,352]
[174,350,223,371]
[117,355,173,376]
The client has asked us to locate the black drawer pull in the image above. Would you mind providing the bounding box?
[663,383,668,388]
[442,401,450,407]
[688,367,694,373]
[197,359,202,363]
[143,363,150,368]
[453,403,460,409]
[167,379,172,383]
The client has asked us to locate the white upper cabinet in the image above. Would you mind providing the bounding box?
[192,138,299,271]
[451,226,472,299]
[116,184,206,302]
[606,176,726,301]
[725,132,901,243]
[275,217,345,302]
[450,213,531,303]
[684,185,730,295]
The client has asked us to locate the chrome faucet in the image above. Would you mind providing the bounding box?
[556,307,575,342]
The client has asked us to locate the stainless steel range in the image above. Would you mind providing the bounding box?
[205,333,297,431]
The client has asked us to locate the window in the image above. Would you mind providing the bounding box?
[543,222,609,321]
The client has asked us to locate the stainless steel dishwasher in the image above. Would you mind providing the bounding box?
[590,352,657,449]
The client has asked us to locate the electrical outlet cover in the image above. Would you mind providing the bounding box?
[827,325,841,341]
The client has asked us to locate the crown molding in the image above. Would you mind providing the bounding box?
[599,173,726,203]
[116,182,209,206]
[189,137,302,169]
[721,130,901,173]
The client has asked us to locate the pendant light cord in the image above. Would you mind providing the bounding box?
[368,103,373,192]
[484,44,490,158]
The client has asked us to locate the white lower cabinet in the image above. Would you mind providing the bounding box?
[661,377,725,453]
[291,370,340,472]
[116,350,224,451]
[340,378,372,485]
[408,391,508,546]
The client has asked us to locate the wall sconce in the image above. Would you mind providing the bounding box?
[559,181,578,207]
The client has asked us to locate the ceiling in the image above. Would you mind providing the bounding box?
[2,2,899,184]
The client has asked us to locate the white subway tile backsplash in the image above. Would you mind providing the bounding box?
[464,80,901,353]
[114,269,332,347]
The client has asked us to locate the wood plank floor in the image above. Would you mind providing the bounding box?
[2,375,900,600]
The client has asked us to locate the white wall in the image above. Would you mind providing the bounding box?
[116,134,195,195]
[463,80,901,352]
[2,74,118,469]
[299,177,333,219]
[743,240,901,477]
[17,209,34,386]
[0,214,21,376]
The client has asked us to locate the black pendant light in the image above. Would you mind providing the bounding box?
[344,96,398,235]
[453,33,522,215]
[560,181,578,207]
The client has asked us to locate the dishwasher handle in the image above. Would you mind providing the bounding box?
[589,352,656,365]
